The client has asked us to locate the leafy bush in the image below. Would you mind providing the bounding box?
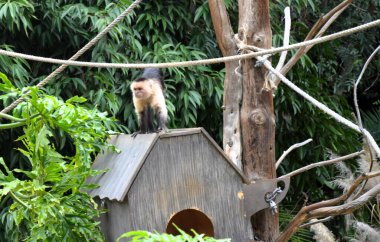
[0,73,116,241]
[117,227,230,242]
[0,0,379,240]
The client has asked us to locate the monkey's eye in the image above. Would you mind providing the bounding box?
[134,87,142,91]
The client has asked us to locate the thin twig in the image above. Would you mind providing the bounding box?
[279,150,364,179]
[352,46,380,186]
[300,216,333,228]
[353,140,377,199]
[364,74,379,92]
[353,45,380,129]
[275,139,312,169]
[9,191,30,209]
[269,6,291,88]
[315,6,347,39]
[0,121,26,129]
[274,7,291,72]
[311,171,380,212]
[0,112,26,122]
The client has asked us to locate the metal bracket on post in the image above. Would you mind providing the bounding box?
[242,177,290,217]
[265,187,282,214]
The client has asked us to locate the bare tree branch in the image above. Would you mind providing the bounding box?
[300,216,333,228]
[256,56,380,158]
[352,46,380,198]
[275,139,312,169]
[208,0,236,57]
[274,7,291,72]
[313,183,380,216]
[273,0,352,87]
[352,44,380,198]
[276,171,380,241]
[268,6,291,89]
[353,45,380,129]
[279,150,364,179]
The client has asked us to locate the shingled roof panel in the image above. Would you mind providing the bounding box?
[86,128,248,201]
[86,133,158,201]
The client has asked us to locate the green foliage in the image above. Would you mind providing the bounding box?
[362,108,380,143]
[271,0,380,201]
[117,226,230,242]
[0,1,224,240]
[271,0,380,239]
[0,0,225,171]
[0,0,34,34]
[0,0,379,241]
[0,74,116,241]
[0,45,30,91]
[279,209,314,242]
[0,0,224,137]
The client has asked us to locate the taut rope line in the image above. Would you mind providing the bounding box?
[0,19,379,69]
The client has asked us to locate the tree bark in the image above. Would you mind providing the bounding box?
[208,0,242,168]
[238,0,277,240]
[209,0,276,240]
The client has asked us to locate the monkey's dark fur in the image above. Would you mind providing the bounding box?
[130,68,168,136]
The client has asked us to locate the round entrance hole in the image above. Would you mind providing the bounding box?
[166,209,214,237]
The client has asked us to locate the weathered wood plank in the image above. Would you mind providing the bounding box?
[87,133,158,201]
[93,130,253,242]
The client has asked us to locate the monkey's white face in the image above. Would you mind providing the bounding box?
[133,87,147,99]
[131,81,152,100]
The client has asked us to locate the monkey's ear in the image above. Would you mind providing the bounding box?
[134,77,147,82]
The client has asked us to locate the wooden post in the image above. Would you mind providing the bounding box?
[209,0,277,240]
[208,0,243,169]
[238,1,277,240]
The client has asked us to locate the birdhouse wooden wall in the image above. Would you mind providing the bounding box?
[88,128,254,242]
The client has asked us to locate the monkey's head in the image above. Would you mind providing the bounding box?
[131,78,153,100]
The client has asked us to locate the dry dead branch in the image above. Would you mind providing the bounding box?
[256,55,380,157]
[353,45,380,129]
[273,0,353,87]
[279,151,364,179]
[276,171,380,241]
[275,139,312,169]
[272,7,291,81]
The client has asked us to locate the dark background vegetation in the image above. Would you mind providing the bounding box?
[0,0,379,240]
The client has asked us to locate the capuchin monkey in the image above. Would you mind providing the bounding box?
[130,68,168,136]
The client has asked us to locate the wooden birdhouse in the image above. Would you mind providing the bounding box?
[87,128,289,241]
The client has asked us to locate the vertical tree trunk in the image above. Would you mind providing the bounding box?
[209,0,277,240]
[208,0,242,168]
[238,0,278,240]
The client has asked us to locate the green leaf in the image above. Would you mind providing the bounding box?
[0,72,18,95]
[13,169,38,179]
[66,96,87,104]
[0,158,11,175]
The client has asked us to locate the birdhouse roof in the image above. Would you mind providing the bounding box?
[86,128,248,201]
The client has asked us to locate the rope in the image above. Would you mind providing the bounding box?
[1,15,380,114]
[0,19,380,69]
[1,0,142,114]
[256,55,380,158]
